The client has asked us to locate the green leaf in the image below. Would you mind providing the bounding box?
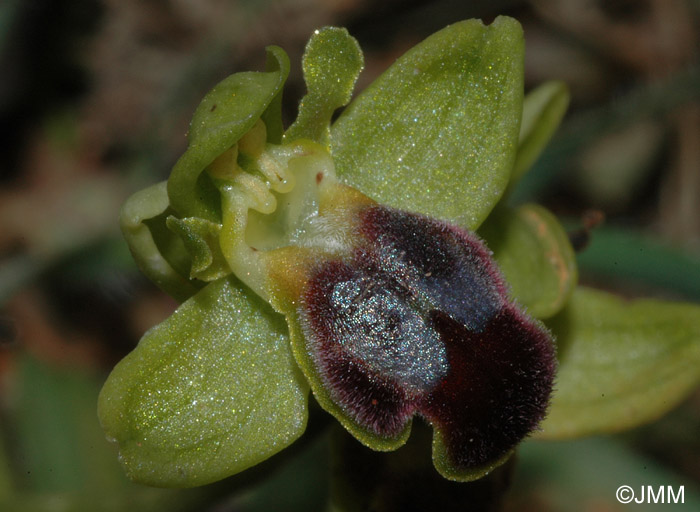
[98,277,309,487]
[574,224,700,301]
[168,46,290,221]
[478,203,577,318]
[331,16,524,230]
[0,436,10,501]
[285,27,363,146]
[166,216,230,281]
[3,354,213,511]
[539,286,700,439]
[516,437,700,510]
[120,181,202,302]
[13,355,105,493]
[511,81,569,185]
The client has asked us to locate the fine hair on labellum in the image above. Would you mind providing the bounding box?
[300,205,556,471]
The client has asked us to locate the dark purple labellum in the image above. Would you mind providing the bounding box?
[300,205,556,472]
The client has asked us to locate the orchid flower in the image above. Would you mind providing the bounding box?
[98,17,700,489]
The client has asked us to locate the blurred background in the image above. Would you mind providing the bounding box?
[1,0,699,510]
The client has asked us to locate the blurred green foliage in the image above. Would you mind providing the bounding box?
[1,1,699,510]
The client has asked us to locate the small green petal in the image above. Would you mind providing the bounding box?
[166,216,231,281]
[331,16,524,229]
[98,277,308,487]
[539,286,700,439]
[511,81,569,185]
[168,46,290,221]
[120,181,202,302]
[285,27,363,146]
[478,203,577,319]
[260,47,290,144]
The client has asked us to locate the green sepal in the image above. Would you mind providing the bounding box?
[511,81,569,185]
[331,16,524,230]
[166,216,230,281]
[167,46,290,221]
[98,277,309,487]
[478,203,577,318]
[539,286,700,439]
[120,181,202,302]
[285,27,364,146]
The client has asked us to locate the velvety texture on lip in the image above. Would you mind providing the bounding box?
[300,205,556,472]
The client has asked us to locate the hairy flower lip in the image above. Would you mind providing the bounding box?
[296,204,556,479]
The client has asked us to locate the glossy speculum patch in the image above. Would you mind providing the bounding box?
[300,205,556,473]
